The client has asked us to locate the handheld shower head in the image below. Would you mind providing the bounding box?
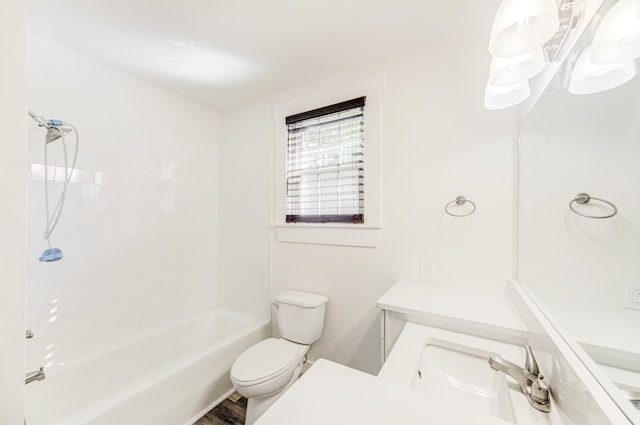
[28,109,79,263]
[39,247,63,262]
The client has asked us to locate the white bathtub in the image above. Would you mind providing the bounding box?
[25,308,270,425]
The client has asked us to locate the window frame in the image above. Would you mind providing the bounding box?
[272,73,384,247]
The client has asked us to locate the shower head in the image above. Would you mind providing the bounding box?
[28,109,69,130]
[28,110,47,127]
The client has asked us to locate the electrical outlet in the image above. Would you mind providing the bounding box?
[419,261,434,282]
[625,282,640,310]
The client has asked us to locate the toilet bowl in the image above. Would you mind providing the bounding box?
[231,338,308,398]
[231,338,308,424]
[230,290,328,425]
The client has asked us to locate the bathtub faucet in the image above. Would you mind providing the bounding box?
[25,367,46,385]
[488,346,551,413]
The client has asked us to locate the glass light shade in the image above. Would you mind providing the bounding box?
[484,80,531,110]
[568,46,637,94]
[591,0,640,64]
[489,0,560,57]
[489,48,546,86]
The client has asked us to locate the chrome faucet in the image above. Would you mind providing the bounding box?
[489,346,551,413]
[25,367,46,385]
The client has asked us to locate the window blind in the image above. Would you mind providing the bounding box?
[285,97,365,223]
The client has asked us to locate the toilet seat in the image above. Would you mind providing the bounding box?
[231,338,308,398]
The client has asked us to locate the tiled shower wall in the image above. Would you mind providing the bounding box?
[26,35,221,372]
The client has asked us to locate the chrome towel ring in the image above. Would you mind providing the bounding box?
[445,196,476,217]
[569,193,617,219]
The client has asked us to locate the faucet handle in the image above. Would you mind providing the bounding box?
[489,347,551,413]
[524,345,540,376]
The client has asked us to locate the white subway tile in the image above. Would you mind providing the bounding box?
[26,38,229,364]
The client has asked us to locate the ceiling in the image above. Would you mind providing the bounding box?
[27,0,500,110]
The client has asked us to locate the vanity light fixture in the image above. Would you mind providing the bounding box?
[483,80,531,109]
[590,0,640,64]
[568,45,637,94]
[485,0,584,109]
[489,0,560,57]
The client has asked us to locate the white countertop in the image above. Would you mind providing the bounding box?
[544,302,640,384]
[377,281,525,337]
[254,358,515,425]
[546,302,640,357]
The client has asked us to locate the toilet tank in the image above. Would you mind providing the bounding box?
[275,290,328,345]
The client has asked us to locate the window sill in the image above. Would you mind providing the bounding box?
[273,223,381,248]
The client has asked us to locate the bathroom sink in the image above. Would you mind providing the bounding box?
[411,339,516,423]
[378,323,538,424]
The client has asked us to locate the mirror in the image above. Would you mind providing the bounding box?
[517,0,640,418]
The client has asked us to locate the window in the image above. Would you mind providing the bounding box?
[285,97,365,224]
[272,73,384,247]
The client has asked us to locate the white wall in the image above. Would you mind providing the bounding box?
[218,101,273,319]
[222,37,517,374]
[0,0,27,423]
[26,36,221,373]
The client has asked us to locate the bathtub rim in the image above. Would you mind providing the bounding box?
[34,307,268,380]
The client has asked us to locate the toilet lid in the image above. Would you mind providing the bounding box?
[231,338,306,385]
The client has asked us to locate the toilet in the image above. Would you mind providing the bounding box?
[230,290,328,425]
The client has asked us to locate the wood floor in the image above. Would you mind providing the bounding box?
[194,397,247,425]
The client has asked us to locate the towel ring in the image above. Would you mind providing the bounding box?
[445,196,476,217]
[569,193,617,219]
